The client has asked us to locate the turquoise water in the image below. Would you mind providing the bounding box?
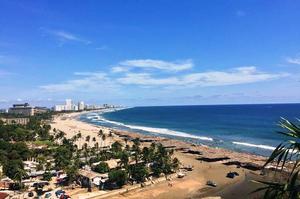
[80,104,300,156]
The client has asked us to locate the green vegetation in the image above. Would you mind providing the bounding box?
[0,112,179,191]
[42,171,53,181]
[108,169,128,187]
[255,118,300,198]
[93,162,110,173]
[105,139,179,187]
[0,113,54,183]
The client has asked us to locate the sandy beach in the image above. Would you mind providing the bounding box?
[51,111,270,199]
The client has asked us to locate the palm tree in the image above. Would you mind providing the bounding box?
[98,129,103,137]
[14,168,28,188]
[254,118,300,198]
[77,132,82,139]
[102,134,106,148]
[132,138,141,164]
[71,135,78,142]
[94,142,99,149]
[83,148,89,164]
[76,132,82,149]
[86,135,90,142]
[120,151,129,168]
[55,131,66,140]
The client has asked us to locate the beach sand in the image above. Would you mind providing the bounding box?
[51,111,271,199]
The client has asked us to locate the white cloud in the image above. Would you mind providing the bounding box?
[42,28,91,45]
[111,66,130,73]
[40,60,288,93]
[286,57,300,65]
[117,66,288,87]
[119,59,193,72]
[118,73,180,85]
[40,72,117,92]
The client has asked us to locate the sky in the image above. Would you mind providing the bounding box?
[1,0,300,107]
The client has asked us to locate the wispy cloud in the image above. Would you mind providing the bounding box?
[42,28,91,45]
[111,66,130,73]
[40,59,288,93]
[286,56,300,65]
[116,59,193,72]
[117,66,288,87]
[40,72,117,92]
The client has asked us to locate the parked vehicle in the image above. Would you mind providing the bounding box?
[55,190,65,198]
[44,192,52,198]
[206,180,217,187]
[226,171,239,179]
[177,172,185,178]
[28,192,34,197]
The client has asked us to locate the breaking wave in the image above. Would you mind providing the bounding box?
[87,114,213,141]
[232,141,276,151]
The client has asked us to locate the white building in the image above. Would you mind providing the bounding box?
[65,99,72,111]
[72,104,78,111]
[54,105,65,112]
[78,101,85,111]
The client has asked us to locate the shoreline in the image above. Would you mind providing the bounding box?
[77,110,269,163]
[54,110,268,166]
[50,111,270,198]
[80,108,278,157]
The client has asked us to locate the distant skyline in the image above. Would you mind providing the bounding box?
[1,0,300,108]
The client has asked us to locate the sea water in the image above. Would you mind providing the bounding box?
[79,104,300,156]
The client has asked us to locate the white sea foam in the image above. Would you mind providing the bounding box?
[232,141,276,151]
[89,114,213,141]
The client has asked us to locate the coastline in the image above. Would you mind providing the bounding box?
[78,110,269,164]
[51,111,269,198]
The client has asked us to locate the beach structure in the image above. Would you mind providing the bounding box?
[78,169,109,188]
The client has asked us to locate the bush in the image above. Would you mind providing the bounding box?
[93,162,109,173]
[111,141,122,153]
[130,164,149,182]
[42,171,52,181]
[108,169,128,187]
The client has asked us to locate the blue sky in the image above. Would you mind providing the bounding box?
[0,0,300,107]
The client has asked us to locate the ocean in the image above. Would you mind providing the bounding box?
[79,104,300,156]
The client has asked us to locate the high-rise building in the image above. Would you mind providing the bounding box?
[78,101,85,111]
[65,99,72,111]
[73,104,78,111]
